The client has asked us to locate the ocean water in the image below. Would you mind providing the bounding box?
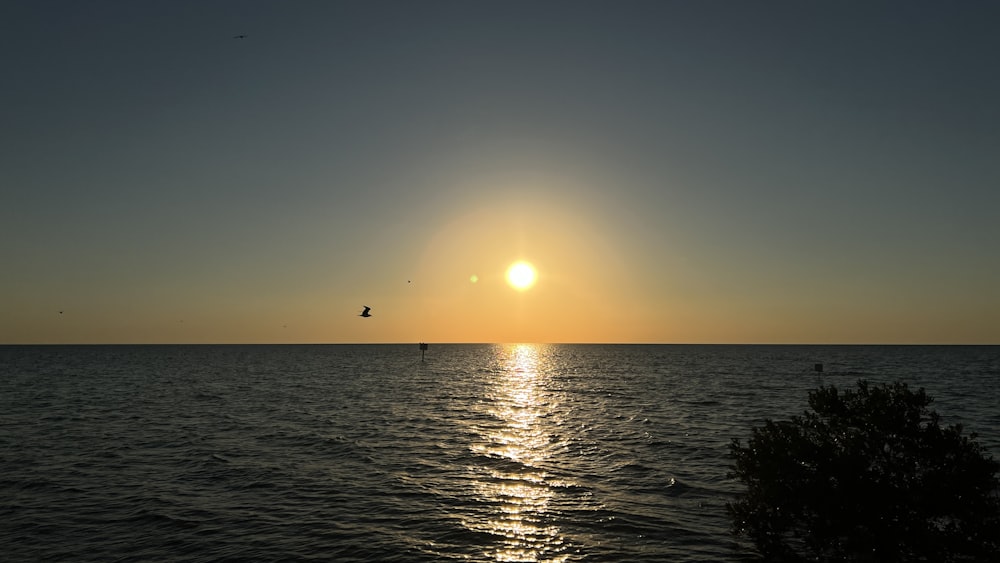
[2,344,998,562]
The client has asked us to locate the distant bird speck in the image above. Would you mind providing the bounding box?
[58,311,63,315]
[360,306,372,318]
[233,34,248,39]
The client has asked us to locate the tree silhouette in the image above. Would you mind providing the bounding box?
[728,380,1000,562]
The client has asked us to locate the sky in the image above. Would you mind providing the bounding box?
[2,1,998,344]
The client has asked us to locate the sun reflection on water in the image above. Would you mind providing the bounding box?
[466,344,570,562]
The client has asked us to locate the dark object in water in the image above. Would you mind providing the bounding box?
[814,363,823,373]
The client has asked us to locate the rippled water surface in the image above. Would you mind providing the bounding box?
[2,344,998,562]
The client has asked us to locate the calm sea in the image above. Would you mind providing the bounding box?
[2,344,998,562]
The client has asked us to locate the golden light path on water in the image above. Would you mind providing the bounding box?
[467,344,570,562]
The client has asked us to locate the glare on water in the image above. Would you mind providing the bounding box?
[467,344,570,562]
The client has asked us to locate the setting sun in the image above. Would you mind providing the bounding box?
[506,261,537,290]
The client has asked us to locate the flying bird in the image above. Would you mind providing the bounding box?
[359,306,372,318]
[233,34,248,39]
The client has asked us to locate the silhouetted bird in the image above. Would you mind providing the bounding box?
[233,34,247,39]
[359,306,372,318]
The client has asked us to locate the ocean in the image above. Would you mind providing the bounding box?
[2,344,998,562]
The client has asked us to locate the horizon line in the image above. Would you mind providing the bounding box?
[2,342,997,346]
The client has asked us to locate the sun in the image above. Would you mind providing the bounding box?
[506,261,537,290]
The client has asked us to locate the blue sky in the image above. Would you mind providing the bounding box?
[2,1,998,343]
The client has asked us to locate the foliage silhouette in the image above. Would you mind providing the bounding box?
[728,380,1000,562]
